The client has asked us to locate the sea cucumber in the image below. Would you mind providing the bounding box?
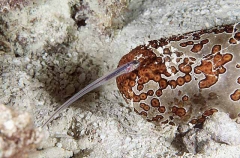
[116,23,240,126]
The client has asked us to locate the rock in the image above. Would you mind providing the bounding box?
[0,104,43,158]
[182,112,240,155]
[203,112,240,145]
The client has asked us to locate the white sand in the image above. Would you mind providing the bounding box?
[1,0,240,157]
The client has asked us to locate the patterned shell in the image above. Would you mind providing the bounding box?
[116,23,240,126]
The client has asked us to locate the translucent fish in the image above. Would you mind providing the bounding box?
[42,60,140,127]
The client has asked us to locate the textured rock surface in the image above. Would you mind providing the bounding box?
[29,147,73,158]
[0,104,43,158]
[117,23,240,126]
[203,112,240,145]
[1,0,240,157]
[182,112,240,155]
[182,128,210,154]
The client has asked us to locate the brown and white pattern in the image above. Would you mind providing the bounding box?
[116,23,240,126]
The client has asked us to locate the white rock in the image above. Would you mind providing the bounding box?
[203,112,240,145]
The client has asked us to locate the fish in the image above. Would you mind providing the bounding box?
[116,23,240,126]
[42,60,140,127]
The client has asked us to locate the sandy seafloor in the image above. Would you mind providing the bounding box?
[1,0,240,157]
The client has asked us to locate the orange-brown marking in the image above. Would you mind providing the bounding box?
[137,78,144,85]
[171,106,177,113]
[238,77,240,84]
[163,48,171,54]
[140,111,147,117]
[130,73,137,80]
[170,66,178,74]
[169,122,175,126]
[224,25,234,33]
[176,77,185,86]
[217,67,226,74]
[229,38,237,44]
[180,42,187,47]
[236,64,240,68]
[208,92,217,100]
[155,89,162,97]
[230,89,240,101]
[182,95,189,101]
[129,80,136,87]
[176,108,186,117]
[151,98,160,107]
[178,63,192,73]
[158,106,166,113]
[194,52,233,89]
[197,116,206,124]
[169,80,177,89]
[211,45,221,54]
[133,95,140,102]
[159,79,168,89]
[187,41,194,45]
[203,108,218,116]
[151,115,164,121]
[137,85,144,91]
[147,90,154,96]
[234,32,240,41]
[191,43,203,53]
[153,74,161,82]
[178,90,182,96]
[192,33,201,40]
[201,39,209,44]
[140,93,147,100]
[190,119,198,124]
[140,103,150,111]
[161,120,169,124]
[184,74,192,82]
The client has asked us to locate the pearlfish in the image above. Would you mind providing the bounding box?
[116,23,240,126]
[42,60,140,127]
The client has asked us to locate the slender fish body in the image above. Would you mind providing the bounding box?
[42,60,140,127]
